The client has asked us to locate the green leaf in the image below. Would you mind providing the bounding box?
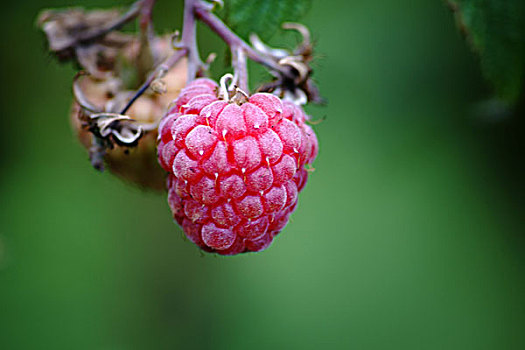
[448,0,525,103]
[218,0,312,41]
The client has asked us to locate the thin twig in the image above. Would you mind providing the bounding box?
[139,0,156,33]
[76,0,143,45]
[137,0,157,83]
[120,48,188,114]
[194,2,294,80]
[231,46,248,92]
[181,0,203,82]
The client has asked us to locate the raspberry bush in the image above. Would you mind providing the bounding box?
[38,0,322,255]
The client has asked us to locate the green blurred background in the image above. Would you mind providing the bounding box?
[1,0,525,349]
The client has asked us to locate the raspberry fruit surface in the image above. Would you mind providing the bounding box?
[158,78,318,255]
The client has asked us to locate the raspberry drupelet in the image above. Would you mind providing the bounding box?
[158,76,318,255]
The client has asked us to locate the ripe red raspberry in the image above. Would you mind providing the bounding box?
[158,77,318,255]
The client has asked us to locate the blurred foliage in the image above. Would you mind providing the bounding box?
[448,0,525,104]
[217,0,311,40]
[1,0,525,349]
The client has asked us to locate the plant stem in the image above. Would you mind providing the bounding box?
[76,0,142,45]
[137,0,157,84]
[122,0,299,115]
[181,0,203,82]
[194,2,293,80]
[120,48,188,115]
[139,0,156,33]
[231,46,248,91]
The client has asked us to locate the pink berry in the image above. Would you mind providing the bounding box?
[157,78,319,255]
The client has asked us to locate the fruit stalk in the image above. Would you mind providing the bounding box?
[72,1,142,48]
[181,0,203,82]
[123,0,304,114]
[137,0,157,83]
[120,48,188,115]
[193,2,294,81]
[139,0,156,32]
[231,45,248,92]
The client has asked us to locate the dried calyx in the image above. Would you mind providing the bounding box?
[217,74,249,105]
[39,4,175,172]
[72,69,159,171]
[37,7,139,78]
[72,73,151,146]
[251,23,323,105]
